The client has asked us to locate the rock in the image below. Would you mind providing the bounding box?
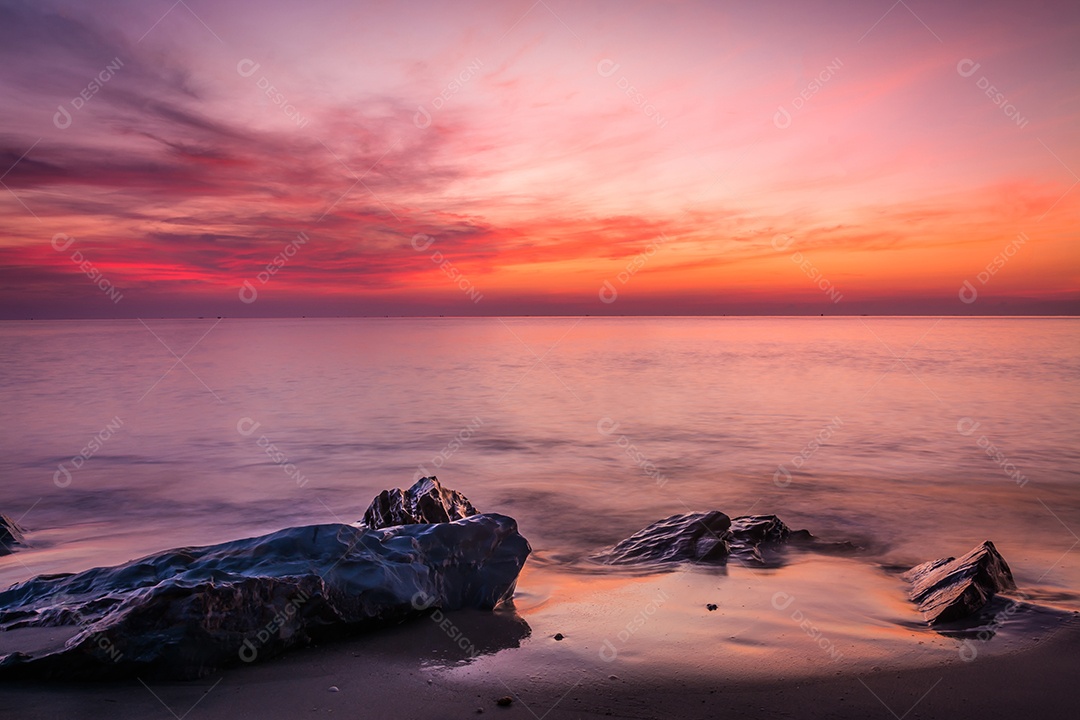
[902,541,1016,625]
[328,686,339,693]
[362,476,477,528]
[496,696,513,707]
[0,513,530,680]
[600,511,732,564]
[706,603,718,611]
[553,633,564,641]
[0,514,26,554]
[597,511,827,567]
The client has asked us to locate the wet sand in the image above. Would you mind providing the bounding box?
[1,558,1076,719]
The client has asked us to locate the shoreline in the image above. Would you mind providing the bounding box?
[1,610,1074,720]
[1,555,1076,719]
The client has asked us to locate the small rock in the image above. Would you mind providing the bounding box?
[903,541,1016,624]
[328,686,339,693]
[608,674,618,680]
[496,696,513,707]
[553,633,565,641]
[362,476,477,528]
[706,603,718,611]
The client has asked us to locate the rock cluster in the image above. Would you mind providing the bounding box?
[599,511,826,567]
[0,482,528,680]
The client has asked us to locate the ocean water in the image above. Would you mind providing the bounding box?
[1,317,1078,612]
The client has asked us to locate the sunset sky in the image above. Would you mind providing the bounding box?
[0,0,1077,317]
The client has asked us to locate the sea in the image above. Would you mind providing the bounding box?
[2,317,1078,626]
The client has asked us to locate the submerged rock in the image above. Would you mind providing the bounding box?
[0,513,530,680]
[362,476,477,528]
[902,540,1016,625]
[598,511,845,567]
[0,514,25,554]
[601,511,732,565]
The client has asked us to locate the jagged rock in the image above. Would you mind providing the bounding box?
[600,511,732,565]
[362,476,477,528]
[0,514,530,680]
[0,514,25,554]
[598,512,840,567]
[902,540,1016,625]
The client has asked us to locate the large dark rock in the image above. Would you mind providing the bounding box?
[0,514,530,680]
[902,541,1016,625]
[362,476,477,528]
[0,514,25,554]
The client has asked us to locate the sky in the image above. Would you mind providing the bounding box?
[0,0,1077,317]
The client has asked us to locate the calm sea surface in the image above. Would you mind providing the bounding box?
[2,317,1078,604]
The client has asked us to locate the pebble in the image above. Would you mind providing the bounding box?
[706,604,718,611]
[553,633,565,641]
[496,696,513,707]
[328,686,339,693]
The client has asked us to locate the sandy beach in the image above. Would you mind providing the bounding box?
[2,555,1076,719]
